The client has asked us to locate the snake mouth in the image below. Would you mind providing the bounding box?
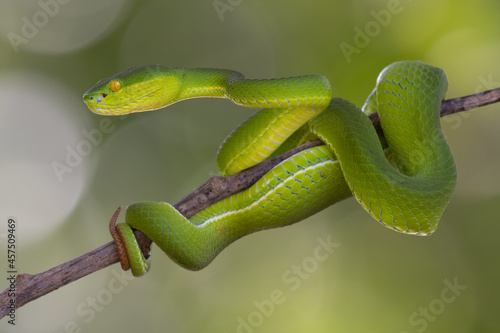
[83,92,108,114]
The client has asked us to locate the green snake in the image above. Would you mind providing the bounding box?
[83,61,456,276]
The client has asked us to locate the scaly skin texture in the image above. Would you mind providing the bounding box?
[84,61,456,276]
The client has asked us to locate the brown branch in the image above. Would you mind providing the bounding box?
[440,87,500,116]
[1,87,499,320]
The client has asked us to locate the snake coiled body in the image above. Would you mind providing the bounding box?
[84,61,456,276]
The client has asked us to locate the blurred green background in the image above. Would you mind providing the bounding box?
[1,0,499,332]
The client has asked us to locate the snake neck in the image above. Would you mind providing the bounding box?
[174,68,245,101]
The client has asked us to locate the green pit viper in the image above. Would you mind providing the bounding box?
[83,61,456,276]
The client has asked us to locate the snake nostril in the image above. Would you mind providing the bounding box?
[102,93,108,98]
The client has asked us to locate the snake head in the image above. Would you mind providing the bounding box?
[83,65,182,116]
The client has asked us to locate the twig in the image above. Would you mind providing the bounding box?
[1,87,499,319]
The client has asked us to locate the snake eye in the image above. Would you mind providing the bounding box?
[110,80,121,92]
